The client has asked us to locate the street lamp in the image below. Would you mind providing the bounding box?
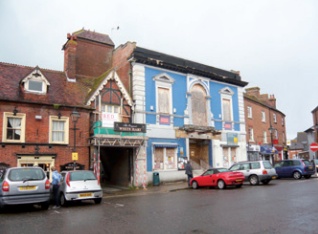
[71,108,80,169]
[268,125,276,164]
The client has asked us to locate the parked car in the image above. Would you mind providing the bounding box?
[274,159,315,179]
[312,159,318,173]
[0,167,51,210]
[228,160,277,185]
[190,168,245,189]
[59,170,103,206]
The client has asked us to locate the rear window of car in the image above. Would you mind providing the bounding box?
[262,161,273,169]
[8,168,45,181]
[69,171,96,181]
[302,160,313,166]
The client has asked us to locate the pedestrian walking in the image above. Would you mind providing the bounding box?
[51,166,62,209]
[185,160,193,187]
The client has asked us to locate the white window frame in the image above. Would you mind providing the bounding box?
[261,111,266,122]
[281,117,284,126]
[220,87,234,124]
[247,106,252,118]
[273,113,277,123]
[248,128,254,142]
[263,131,267,144]
[22,69,50,94]
[153,73,174,125]
[2,112,26,143]
[49,116,69,144]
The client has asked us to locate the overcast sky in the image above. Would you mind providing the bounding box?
[1,0,317,140]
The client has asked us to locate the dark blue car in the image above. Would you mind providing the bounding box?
[274,159,315,180]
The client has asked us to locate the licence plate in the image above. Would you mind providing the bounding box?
[236,179,242,182]
[19,186,36,191]
[79,193,93,198]
[272,176,277,180]
[309,166,313,170]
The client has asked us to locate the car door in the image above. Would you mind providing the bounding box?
[200,169,214,186]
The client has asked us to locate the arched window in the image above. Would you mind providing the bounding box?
[190,84,207,126]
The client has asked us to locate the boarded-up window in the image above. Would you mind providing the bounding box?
[158,87,170,114]
[153,147,176,170]
[223,98,231,121]
[191,84,207,126]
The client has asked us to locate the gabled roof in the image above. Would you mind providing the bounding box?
[131,47,248,87]
[0,62,94,108]
[86,70,132,107]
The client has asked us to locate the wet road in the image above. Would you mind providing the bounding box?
[1,178,318,234]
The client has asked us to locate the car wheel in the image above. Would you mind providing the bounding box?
[293,171,302,180]
[249,175,259,185]
[94,198,102,204]
[235,184,242,188]
[192,181,198,189]
[217,180,226,189]
[262,180,270,185]
[304,175,311,179]
[40,201,50,210]
[59,193,68,207]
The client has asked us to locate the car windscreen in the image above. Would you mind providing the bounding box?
[70,171,97,181]
[217,168,229,173]
[9,168,45,181]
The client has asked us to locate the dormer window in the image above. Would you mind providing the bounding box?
[21,66,50,94]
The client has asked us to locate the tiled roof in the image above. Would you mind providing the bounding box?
[73,29,114,46]
[0,62,93,108]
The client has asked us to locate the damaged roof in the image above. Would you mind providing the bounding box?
[132,47,248,87]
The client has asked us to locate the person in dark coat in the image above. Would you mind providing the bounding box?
[185,160,193,186]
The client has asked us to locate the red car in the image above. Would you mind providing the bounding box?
[190,168,245,189]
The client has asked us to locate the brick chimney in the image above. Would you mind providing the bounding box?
[62,29,115,79]
[63,33,77,79]
[245,87,260,98]
[268,94,276,108]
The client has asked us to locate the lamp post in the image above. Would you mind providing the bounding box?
[71,109,80,170]
[268,125,276,164]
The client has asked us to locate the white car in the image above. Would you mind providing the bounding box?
[59,170,103,206]
[229,161,278,185]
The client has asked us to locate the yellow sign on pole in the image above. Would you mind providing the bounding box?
[72,152,78,161]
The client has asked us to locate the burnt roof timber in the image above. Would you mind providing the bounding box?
[133,47,248,87]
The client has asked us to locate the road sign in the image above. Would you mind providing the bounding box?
[310,142,318,152]
[72,152,78,161]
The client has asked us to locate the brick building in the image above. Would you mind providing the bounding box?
[244,87,287,163]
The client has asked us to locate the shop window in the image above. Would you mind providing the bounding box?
[49,116,69,144]
[2,112,26,143]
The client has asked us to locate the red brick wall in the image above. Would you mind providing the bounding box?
[244,98,286,146]
[0,102,90,169]
[112,42,136,94]
[76,39,114,77]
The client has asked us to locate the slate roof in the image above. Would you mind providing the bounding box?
[72,29,114,46]
[0,62,95,108]
[244,93,286,116]
[131,47,248,87]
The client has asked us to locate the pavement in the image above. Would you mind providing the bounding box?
[102,180,190,198]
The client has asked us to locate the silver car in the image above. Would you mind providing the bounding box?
[229,160,278,185]
[0,167,51,210]
[59,170,103,206]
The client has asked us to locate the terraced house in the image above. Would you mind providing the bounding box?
[0,29,248,186]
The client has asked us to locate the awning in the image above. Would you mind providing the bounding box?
[260,145,278,154]
[153,143,178,148]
